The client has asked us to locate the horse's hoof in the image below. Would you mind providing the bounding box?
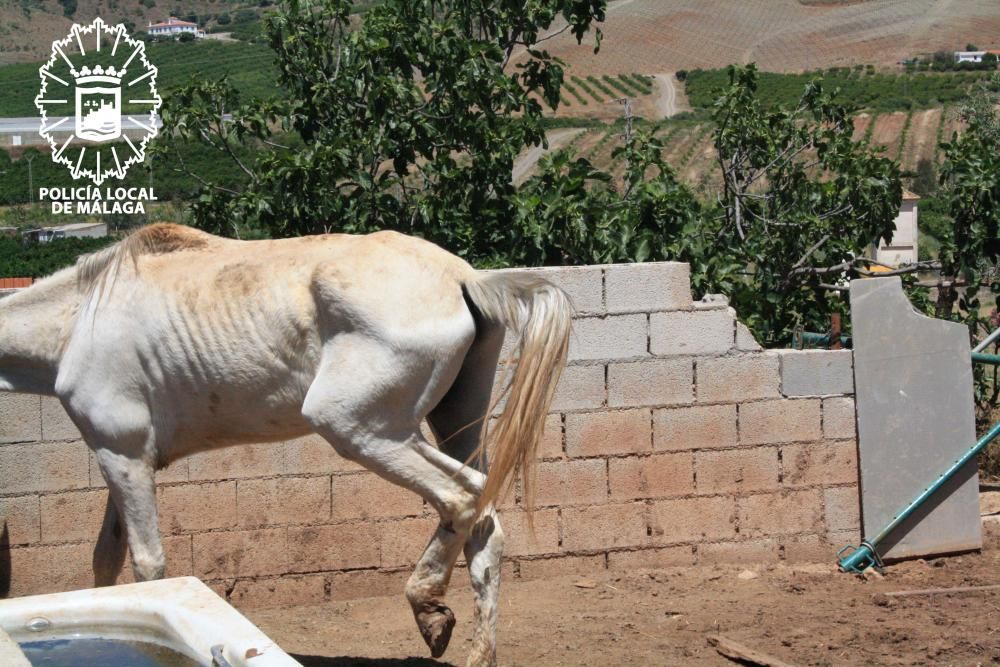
[416,603,456,658]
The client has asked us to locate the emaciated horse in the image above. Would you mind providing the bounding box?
[0,224,572,666]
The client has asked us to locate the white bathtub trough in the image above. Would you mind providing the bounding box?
[0,576,300,666]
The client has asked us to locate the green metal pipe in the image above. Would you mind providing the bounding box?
[972,353,1000,365]
[795,332,852,349]
[838,420,1000,573]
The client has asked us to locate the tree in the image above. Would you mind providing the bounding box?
[161,0,606,259]
[707,65,902,344]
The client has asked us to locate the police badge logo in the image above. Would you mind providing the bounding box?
[35,17,161,186]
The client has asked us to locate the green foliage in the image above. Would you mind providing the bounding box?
[709,65,902,344]
[934,76,1000,425]
[0,236,115,279]
[0,41,279,117]
[686,68,992,114]
[163,0,607,253]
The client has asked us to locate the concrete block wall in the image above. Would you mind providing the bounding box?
[0,262,861,608]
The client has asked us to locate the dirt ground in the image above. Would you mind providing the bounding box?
[250,532,1000,666]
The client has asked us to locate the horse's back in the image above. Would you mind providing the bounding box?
[55,227,479,456]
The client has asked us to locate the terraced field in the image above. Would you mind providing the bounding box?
[518,106,964,193]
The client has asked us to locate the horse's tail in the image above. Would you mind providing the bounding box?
[463,272,573,516]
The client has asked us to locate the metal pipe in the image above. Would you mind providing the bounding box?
[838,420,1000,573]
[973,327,1000,353]
[972,353,1000,366]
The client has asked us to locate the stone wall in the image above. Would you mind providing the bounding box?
[0,262,860,608]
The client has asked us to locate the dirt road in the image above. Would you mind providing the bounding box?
[251,528,1000,666]
[653,73,687,119]
[512,128,585,184]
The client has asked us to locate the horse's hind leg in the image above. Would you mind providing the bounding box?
[92,494,127,586]
[301,332,483,660]
[427,324,506,667]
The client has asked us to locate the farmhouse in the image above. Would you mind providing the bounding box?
[21,222,107,244]
[146,17,204,39]
[954,50,986,63]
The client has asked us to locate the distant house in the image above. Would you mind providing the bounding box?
[954,51,986,63]
[147,17,204,39]
[876,190,919,267]
[22,222,108,244]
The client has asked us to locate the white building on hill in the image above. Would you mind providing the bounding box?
[147,17,204,39]
[954,51,986,63]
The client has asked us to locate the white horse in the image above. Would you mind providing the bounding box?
[0,223,571,666]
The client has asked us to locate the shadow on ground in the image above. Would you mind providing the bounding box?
[292,656,455,667]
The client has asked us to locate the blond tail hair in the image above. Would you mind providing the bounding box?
[463,272,573,517]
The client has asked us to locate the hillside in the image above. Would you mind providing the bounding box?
[513,0,1000,74]
[0,0,252,64]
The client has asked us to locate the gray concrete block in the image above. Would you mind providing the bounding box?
[650,310,734,356]
[850,277,980,560]
[779,349,854,396]
[605,262,691,313]
[0,393,41,444]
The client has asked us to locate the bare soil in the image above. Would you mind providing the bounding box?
[249,531,1000,666]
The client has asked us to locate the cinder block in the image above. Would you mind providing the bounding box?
[649,310,734,356]
[779,349,855,397]
[565,409,651,457]
[562,502,648,551]
[781,442,859,487]
[569,315,648,361]
[0,495,40,545]
[607,359,693,408]
[519,554,605,580]
[376,517,438,568]
[0,441,89,494]
[6,542,93,596]
[608,453,694,500]
[287,523,381,573]
[506,265,604,316]
[650,496,737,543]
[781,533,832,563]
[496,508,560,557]
[607,546,695,570]
[331,473,423,522]
[40,397,81,441]
[284,434,363,474]
[697,539,779,564]
[329,569,410,601]
[653,404,738,451]
[736,322,763,352]
[696,354,781,403]
[238,476,331,528]
[188,443,286,481]
[823,397,856,440]
[194,528,288,578]
[824,486,861,533]
[695,448,780,494]
[605,262,691,313]
[739,489,823,538]
[537,413,564,459]
[550,364,605,412]
[40,489,107,543]
[534,459,607,507]
[0,393,40,443]
[229,574,328,610]
[740,399,822,445]
[159,482,237,534]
